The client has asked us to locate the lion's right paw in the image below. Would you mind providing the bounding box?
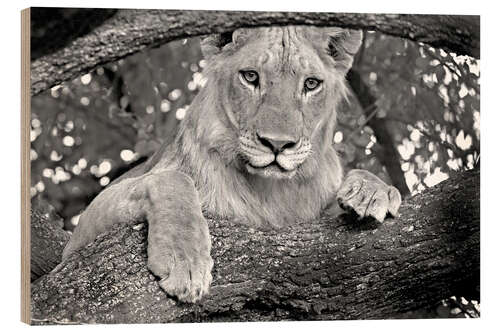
[148,248,214,303]
[159,257,213,303]
[337,169,401,222]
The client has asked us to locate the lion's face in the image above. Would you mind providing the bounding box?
[200,27,361,180]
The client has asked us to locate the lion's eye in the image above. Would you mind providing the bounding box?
[304,78,322,92]
[240,70,259,86]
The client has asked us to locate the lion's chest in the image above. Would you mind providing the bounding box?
[198,171,338,228]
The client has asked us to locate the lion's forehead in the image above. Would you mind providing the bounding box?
[240,26,326,75]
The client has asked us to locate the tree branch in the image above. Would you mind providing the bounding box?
[30,9,479,95]
[30,199,70,282]
[347,69,411,197]
[30,169,479,324]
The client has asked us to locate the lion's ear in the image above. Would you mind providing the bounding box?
[200,29,253,60]
[200,32,233,60]
[325,28,363,72]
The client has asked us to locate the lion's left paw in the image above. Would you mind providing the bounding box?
[337,169,401,222]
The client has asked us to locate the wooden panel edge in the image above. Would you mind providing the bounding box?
[21,7,31,325]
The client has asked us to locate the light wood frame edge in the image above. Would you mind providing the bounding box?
[21,7,31,325]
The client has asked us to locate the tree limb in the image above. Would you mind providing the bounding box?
[347,69,411,197]
[30,169,479,324]
[30,199,70,282]
[30,9,479,95]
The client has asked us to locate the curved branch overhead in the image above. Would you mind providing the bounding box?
[31,170,479,324]
[30,9,479,96]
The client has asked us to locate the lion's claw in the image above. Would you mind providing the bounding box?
[156,257,213,303]
[149,253,213,303]
[337,169,401,222]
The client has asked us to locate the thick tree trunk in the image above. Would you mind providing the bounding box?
[30,169,479,324]
[30,9,479,96]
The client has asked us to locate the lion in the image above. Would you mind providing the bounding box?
[61,26,401,303]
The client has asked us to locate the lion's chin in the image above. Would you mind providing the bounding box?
[245,163,297,180]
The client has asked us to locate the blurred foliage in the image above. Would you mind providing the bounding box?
[31,37,205,227]
[29,30,480,319]
[335,31,480,193]
[396,296,480,319]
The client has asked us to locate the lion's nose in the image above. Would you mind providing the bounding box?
[257,133,298,153]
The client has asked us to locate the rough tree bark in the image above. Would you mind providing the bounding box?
[30,200,70,282]
[30,169,479,324]
[30,8,479,95]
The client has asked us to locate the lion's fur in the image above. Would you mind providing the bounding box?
[67,25,363,252]
[144,26,362,227]
[62,27,401,303]
[63,26,364,293]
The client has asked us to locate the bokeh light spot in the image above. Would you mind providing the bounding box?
[176,107,187,120]
[78,158,88,169]
[160,100,171,112]
[333,131,343,143]
[62,136,75,147]
[80,97,90,106]
[81,74,92,85]
[100,176,110,186]
[169,89,182,101]
[120,149,136,162]
[98,161,112,176]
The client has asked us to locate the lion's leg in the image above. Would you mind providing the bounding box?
[142,171,213,302]
[336,169,402,222]
[61,175,147,259]
[62,170,213,303]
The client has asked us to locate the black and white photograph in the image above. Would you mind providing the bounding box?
[21,5,480,325]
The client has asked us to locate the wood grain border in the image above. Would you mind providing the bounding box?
[21,7,31,325]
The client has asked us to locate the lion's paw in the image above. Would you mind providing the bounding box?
[147,240,213,303]
[337,169,401,222]
[159,258,213,303]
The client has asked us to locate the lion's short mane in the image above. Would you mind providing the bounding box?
[151,72,345,228]
[143,27,365,227]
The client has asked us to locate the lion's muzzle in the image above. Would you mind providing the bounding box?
[239,133,311,179]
